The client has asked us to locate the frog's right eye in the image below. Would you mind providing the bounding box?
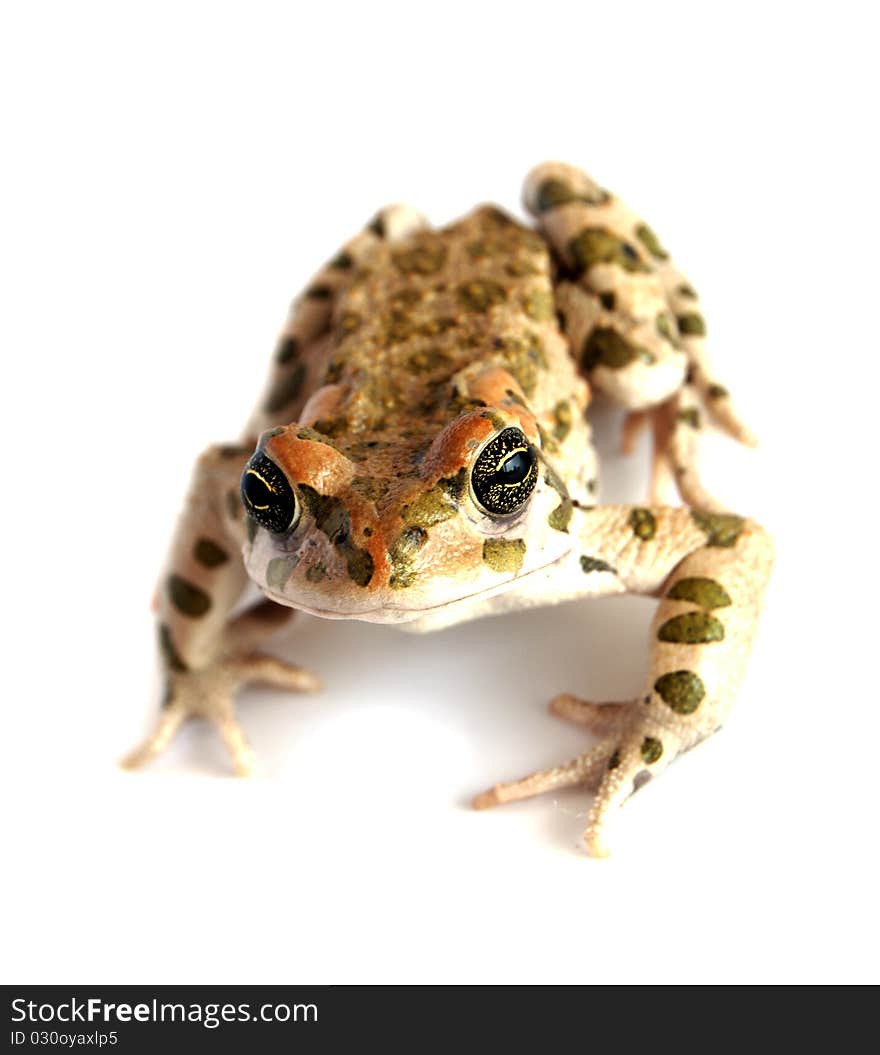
[240,452,300,535]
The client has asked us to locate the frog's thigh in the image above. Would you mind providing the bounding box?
[555,280,687,410]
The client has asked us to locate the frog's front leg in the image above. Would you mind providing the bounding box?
[475,506,773,856]
[123,445,319,775]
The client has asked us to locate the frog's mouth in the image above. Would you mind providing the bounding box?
[258,548,570,625]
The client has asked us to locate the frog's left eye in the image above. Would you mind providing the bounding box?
[240,451,300,535]
[471,427,538,516]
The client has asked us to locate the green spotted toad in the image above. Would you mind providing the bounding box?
[125,161,773,856]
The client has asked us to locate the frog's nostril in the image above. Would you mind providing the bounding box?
[240,451,300,535]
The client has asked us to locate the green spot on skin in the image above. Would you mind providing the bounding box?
[482,538,526,574]
[266,556,300,590]
[305,284,334,300]
[193,537,229,568]
[598,291,616,311]
[536,422,558,455]
[264,362,306,414]
[296,426,342,451]
[548,501,572,533]
[641,737,663,764]
[346,548,374,588]
[388,527,428,589]
[402,486,457,528]
[583,327,653,371]
[407,347,453,375]
[628,507,656,540]
[305,562,327,583]
[493,333,544,397]
[667,577,732,609]
[506,257,540,277]
[658,611,725,644]
[677,283,697,300]
[580,555,615,574]
[158,623,187,673]
[707,383,729,400]
[677,312,706,337]
[481,410,507,432]
[275,336,299,364]
[393,243,447,275]
[524,288,554,322]
[457,279,507,312]
[676,408,700,429]
[635,223,669,260]
[656,312,674,341]
[401,470,465,528]
[535,178,577,211]
[691,510,745,548]
[167,574,211,618]
[330,251,354,270]
[552,400,572,442]
[534,178,609,212]
[654,670,706,714]
[298,485,373,587]
[568,227,648,275]
[504,387,529,410]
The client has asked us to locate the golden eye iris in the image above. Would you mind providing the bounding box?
[240,451,299,535]
[471,427,538,516]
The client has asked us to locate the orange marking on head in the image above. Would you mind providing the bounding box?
[264,427,356,493]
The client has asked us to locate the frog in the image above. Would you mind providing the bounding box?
[124,161,773,857]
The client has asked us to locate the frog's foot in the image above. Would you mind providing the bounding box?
[123,603,320,775]
[697,379,757,449]
[122,652,320,776]
[624,387,732,511]
[474,697,676,858]
[621,402,679,507]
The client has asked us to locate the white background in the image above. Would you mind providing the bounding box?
[2,1,878,984]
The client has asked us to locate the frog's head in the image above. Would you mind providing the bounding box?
[240,368,577,624]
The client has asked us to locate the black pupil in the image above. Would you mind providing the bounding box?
[243,473,272,507]
[499,450,531,484]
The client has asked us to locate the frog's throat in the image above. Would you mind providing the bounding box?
[259,547,572,623]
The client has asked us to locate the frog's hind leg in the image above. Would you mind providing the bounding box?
[525,161,756,509]
[524,161,689,413]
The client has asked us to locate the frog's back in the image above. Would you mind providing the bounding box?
[248,206,590,463]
